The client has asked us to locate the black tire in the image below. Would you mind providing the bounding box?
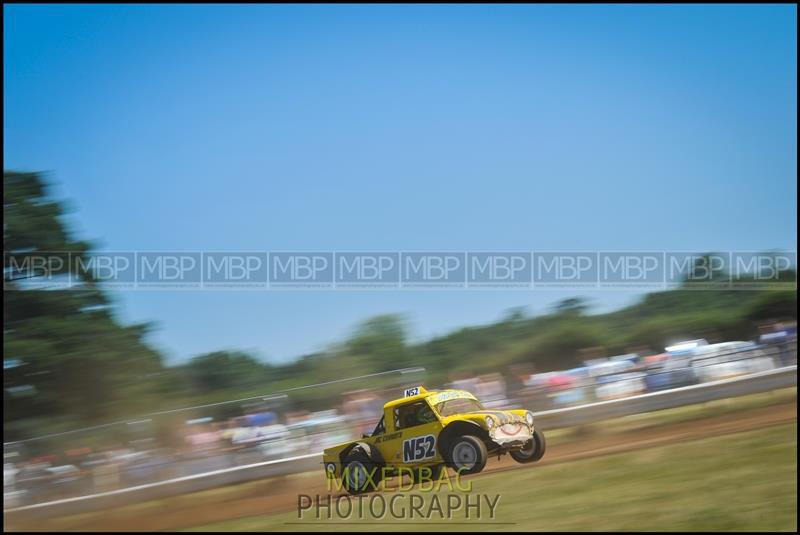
[510,428,546,464]
[410,463,444,485]
[446,435,487,475]
[342,449,382,495]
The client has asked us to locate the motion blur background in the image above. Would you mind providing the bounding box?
[3,4,797,531]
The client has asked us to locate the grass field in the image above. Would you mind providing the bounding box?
[189,423,798,532]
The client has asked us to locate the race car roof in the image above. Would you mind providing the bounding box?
[383,388,477,410]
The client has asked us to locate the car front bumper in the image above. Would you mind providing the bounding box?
[489,422,533,448]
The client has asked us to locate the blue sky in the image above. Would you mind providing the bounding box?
[4,5,797,364]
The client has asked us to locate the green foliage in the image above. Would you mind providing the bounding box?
[345,314,408,372]
[4,171,91,260]
[182,351,270,392]
[745,291,797,324]
[4,172,165,441]
[552,297,589,316]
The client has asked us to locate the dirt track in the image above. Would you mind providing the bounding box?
[8,401,797,532]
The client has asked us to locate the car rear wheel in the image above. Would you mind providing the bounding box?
[446,435,487,475]
[510,428,546,464]
[342,449,381,494]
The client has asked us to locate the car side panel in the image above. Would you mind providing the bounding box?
[376,419,443,467]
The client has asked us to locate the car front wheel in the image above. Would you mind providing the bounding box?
[510,428,546,464]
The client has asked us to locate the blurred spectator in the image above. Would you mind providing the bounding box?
[342,389,382,437]
[184,423,222,459]
[476,373,509,409]
[759,321,797,367]
[450,372,480,393]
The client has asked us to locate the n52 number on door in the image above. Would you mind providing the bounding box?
[402,435,436,463]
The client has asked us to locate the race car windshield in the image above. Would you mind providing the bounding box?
[435,398,484,417]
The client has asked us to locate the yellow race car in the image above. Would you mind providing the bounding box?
[323,386,545,494]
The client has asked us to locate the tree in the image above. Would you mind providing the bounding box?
[524,322,611,370]
[183,351,269,393]
[746,291,797,324]
[4,171,165,438]
[553,297,589,316]
[345,314,408,372]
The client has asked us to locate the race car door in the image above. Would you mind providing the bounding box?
[377,399,442,467]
